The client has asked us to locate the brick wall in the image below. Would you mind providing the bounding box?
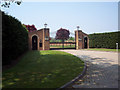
[28,28,88,50]
[28,28,50,50]
[75,30,89,49]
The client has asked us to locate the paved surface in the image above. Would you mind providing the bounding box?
[59,50,119,88]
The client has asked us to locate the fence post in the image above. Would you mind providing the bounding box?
[116,43,118,52]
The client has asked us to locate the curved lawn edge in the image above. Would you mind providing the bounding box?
[57,54,87,89]
[3,50,85,88]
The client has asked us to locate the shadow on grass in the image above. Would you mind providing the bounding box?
[2,50,84,88]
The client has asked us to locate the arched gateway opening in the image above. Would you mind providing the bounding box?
[32,36,38,50]
[84,37,88,48]
[28,28,50,50]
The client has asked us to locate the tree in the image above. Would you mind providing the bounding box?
[24,24,37,32]
[1,0,21,8]
[2,12,28,65]
[55,28,70,48]
[69,36,75,41]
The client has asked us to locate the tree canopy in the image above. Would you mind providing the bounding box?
[24,24,37,32]
[69,36,75,41]
[1,0,21,8]
[55,28,70,40]
[2,12,28,65]
[55,28,70,48]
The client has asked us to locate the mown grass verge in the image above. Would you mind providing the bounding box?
[2,50,84,88]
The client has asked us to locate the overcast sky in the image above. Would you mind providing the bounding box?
[2,2,118,37]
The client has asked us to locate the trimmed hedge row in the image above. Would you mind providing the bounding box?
[88,31,120,49]
[2,12,28,65]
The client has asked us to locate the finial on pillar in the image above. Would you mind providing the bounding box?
[44,23,47,28]
[77,26,80,30]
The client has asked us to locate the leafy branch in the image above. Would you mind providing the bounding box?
[1,0,22,8]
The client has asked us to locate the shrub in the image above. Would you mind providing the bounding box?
[2,11,28,65]
[89,31,120,49]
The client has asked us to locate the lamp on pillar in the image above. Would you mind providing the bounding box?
[44,23,47,28]
[44,23,49,41]
[44,23,47,33]
[77,26,80,30]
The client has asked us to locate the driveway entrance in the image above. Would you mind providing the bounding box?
[59,50,118,88]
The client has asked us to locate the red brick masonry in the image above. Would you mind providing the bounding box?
[28,28,89,50]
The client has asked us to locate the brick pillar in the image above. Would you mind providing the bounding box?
[75,30,83,49]
[44,28,50,50]
[42,28,50,50]
[43,29,45,50]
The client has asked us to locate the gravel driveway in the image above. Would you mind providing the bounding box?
[58,50,119,88]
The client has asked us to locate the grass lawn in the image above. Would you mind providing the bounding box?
[2,50,84,88]
[85,48,120,52]
[50,45,75,48]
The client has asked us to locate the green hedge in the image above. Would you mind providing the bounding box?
[89,31,120,49]
[2,12,28,65]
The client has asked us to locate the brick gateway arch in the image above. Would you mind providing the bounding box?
[28,28,89,50]
[75,30,89,49]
